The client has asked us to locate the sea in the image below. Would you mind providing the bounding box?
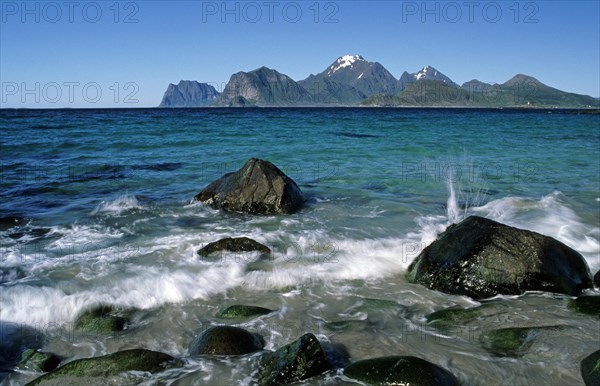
[1,108,599,385]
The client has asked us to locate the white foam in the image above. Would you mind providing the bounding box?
[408,181,599,272]
[242,235,418,289]
[0,229,421,327]
[0,263,248,326]
[0,224,123,268]
[91,194,144,215]
[469,191,600,271]
[3,181,598,328]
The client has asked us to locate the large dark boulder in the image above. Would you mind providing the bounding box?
[581,349,600,386]
[258,333,331,385]
[25,349,181,385]
[594,271,600,288]
[194,158,304,214]
[407,216,593,299]
[343,356,458,386]
[198,237,271,258]
[188,326,264,356]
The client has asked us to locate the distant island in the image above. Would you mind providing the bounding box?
[159,55,599,108]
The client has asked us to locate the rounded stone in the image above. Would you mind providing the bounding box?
[188,326,264,356]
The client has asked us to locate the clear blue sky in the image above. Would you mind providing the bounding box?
[1,0,599,108]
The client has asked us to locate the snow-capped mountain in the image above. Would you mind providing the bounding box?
[327,54,365,75]
[158,54,599,108]
[404,65,459,88]
[299,54,402,104]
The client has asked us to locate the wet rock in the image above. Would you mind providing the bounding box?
[198,237,271,259]
[0,322,44,373]
[594,271,600,288]
[74,305,127,334]
[407,216,593,299]
[188,326,264,356]
[25,349,181,386]
[481,326,566,358]
[324,319,378,333]
[194,158,304,215]
[343,356,458,386]
[17,349,60,372]
[322,342,351,369]
[258,333,331,385]
[581,349,600,386]
[480,327,537,357]
[216,305,273,319]
[426,306,482,329]
[569,295,600,318]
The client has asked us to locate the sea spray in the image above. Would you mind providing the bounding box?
[446,180,461,224]
[91,193,144,216]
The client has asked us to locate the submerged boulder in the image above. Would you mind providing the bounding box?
[258,333,331,385]
[188,326,264,356]
[581,349,600,386]
[194,158,304,214]
[18,349,60,372]
[25,349,181,385]
[216,305,273,319]
[426,306,483,329]
[569,296,600,318]
[0,322,44,374]
[74,305,128,334]
[407,216,593,299]
[480,326,563,357]
[480,327,536,357]
[343,356,458,386]
[198,237,271,258]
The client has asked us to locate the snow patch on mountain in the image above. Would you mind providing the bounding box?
[415,65,439,80]
[328,54,365,75]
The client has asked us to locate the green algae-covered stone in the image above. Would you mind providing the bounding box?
[25,349,181,385]
[216,305,273,319]
[258,333,331,385]
[343,356,458,386]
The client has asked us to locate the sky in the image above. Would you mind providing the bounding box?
[1,0,599,108]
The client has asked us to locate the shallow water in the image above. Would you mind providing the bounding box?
[0,108,599,385]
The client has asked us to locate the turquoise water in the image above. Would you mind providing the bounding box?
[1,108,599,385]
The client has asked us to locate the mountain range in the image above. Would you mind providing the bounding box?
[159,55,599,108]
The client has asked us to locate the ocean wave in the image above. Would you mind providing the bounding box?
[0,224,123,268]
[408,182,599,272]
[0,227,418,327]
[91,194,145,216]
[3,181,598,328]
[469,191,599,261]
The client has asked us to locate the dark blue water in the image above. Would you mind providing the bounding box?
[1,108,599,385]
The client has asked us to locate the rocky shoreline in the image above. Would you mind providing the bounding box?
[8,159,600,385]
